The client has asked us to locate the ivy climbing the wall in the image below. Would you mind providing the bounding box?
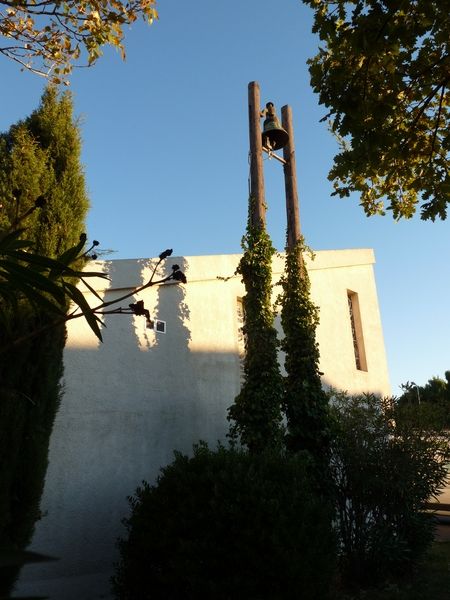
[228,201,283,453]
[278,238,330,466]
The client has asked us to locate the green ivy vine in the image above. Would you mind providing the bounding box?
[228,200,283,453]
[278,237,331,463]
[228,198,330,462]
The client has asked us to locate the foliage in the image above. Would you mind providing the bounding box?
[336,542,450,600]
[0,229,106,347]
[0,87,89,347]
[112,443,336,600]
[0,86,89,254]
[394,399,449,432]
[0,0,157,81]
[0,88,187,348]
[422,371,450,404]
[303,0,450,221]
[0,229,185,350]
[0,87,89,596]
[278,238,331,464]
[227,202,283,453]
[397,372,450,426]
[0,319,65,597]
[329,391,450,586]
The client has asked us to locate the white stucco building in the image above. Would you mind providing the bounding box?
[16,249,390,599]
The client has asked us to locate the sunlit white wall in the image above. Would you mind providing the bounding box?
[17,249,390,600]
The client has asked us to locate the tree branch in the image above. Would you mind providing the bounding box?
[428,83,446,166]
[401,77,449,150]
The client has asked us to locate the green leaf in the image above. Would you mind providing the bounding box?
[6,249,77,275]
[0,229,33,251]
[74,269,109,280]
[63,281,103,341]
[78,276,104,301]
[0,259,66,305]
[56,235,87,268]
[304,0,450,221]
[6,276,66,315]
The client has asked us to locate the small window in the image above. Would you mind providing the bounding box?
[155,320,166,334]
[347,291,367,371]
[147,319,166,334]
[236,298,246,385]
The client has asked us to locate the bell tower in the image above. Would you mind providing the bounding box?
[247,81,300,250]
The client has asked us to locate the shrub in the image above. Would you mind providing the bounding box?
[329,392,450,586]
[394,400,449,432]
[112,443,336,600]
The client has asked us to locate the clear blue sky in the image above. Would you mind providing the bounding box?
[1,0,448,394]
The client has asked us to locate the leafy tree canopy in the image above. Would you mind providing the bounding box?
[0,0,157,81]
[304,0,450,221]
[399,371,450,406]
[397,371,450,427]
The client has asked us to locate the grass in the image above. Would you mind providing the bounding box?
[336,541,450,600]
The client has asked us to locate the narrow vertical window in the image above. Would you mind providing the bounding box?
[347,291,368,372]
[236,298,246,385]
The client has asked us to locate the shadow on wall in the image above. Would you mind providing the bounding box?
[14,257,241,600]
[138,256,192,351]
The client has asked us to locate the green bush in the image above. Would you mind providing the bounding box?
[329,392,450,586]
[394,400,449,432]
[113,443,336,600]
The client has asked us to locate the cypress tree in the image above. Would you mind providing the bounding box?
[0,87,89,593]
[0,86,89,253]
[26,86,89,255]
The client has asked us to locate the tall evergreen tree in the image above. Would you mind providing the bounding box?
[0,86,89,254]
[0,87,89,593]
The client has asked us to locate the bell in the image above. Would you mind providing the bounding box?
[261,102,289,151]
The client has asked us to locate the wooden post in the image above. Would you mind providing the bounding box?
[282,105,301,249]
[248,82,266,228]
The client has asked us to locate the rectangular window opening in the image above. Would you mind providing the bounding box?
[347,290,368,372]
[236,298,246,386]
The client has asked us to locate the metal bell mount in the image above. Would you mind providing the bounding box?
[261,102,289,151]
